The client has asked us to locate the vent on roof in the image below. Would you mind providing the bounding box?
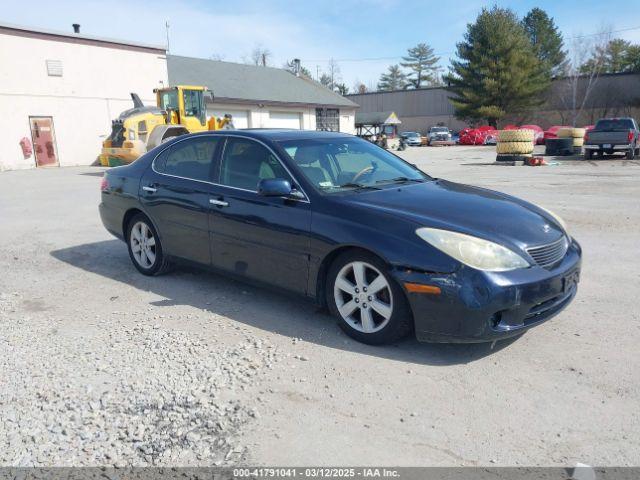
[46,60,63,77]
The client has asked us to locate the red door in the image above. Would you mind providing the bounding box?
[29,117,59,167]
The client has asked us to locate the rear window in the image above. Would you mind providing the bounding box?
[595,119,635,130]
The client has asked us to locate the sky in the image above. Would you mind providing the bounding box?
[3,0,640,90]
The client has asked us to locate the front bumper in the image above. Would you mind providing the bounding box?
[393,239,582,343]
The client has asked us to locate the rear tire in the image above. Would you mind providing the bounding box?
[626,148,635,160]
[326,251,413,345]
[584,149,592,160]
[126,213,171,276]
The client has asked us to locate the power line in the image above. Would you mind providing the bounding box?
[302,25,640,64]
[569,25,640,39]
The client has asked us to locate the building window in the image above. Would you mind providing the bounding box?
[46,60,63,77]
[316,108,339,132]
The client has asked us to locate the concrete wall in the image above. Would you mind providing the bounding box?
[347,72,640,133]
[0,28,167,171]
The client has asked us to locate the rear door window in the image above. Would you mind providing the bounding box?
[154,137,219,182]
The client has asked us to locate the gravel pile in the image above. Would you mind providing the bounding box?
[0,291,280,466]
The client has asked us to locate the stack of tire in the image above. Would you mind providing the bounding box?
[558,127,585,155]
[496,129,534,162]
[546,127,585,156]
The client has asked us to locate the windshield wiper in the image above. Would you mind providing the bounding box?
[375,176,426,184]
[338,182,381,190]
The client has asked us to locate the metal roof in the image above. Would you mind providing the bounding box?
[167,55,358,108]
[355,111,401,125]
[0,22,166,52]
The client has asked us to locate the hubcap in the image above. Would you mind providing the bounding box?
[333,261,393,333]
[130,221,157,268]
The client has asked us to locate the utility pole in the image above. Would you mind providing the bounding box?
[165,20,170,53]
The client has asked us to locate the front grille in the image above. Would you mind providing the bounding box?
[526,236,569,269]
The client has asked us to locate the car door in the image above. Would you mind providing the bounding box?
[208,136,312,294]
[139,135,221,265]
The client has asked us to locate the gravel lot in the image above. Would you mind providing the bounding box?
[1,145,639,467]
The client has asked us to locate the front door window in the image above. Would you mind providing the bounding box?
[218,138,290,191]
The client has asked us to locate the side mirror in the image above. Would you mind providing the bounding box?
[258,178,294,197]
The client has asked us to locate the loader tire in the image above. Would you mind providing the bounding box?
[497,129,535,142]
[545,138,574,156]
[496,154,533,162]
[557,127,586,139]
[496,141,535,154]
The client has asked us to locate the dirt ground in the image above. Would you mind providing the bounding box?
[0,145,638,467]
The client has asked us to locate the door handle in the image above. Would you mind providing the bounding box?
[142,186,157,193]
[209,198,229,207]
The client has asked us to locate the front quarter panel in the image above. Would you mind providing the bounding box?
[307,196,460,297]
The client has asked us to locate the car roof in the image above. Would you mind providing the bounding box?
[187,129,355,142]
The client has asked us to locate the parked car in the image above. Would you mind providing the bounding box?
[427,126,454,145]
[583,117,640,159]
[400,131,422,146]
[100,130,581,345]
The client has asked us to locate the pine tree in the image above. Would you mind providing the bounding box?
[283,59,311,78]
[624,44,640,72]
[400,43,440,88]
[377,65,407,91]
[445,6,550,127]
[319,73,332,88]
[581,39,640,74]
[335,83,349,95]
[522,8,566,77]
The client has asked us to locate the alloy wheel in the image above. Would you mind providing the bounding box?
[333,261,394,333]
[130,221,157,269]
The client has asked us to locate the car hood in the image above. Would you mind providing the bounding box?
[345,179,564,250]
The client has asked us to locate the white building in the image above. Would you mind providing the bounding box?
[167,55,358,134]
[0,23,358,172]
[0,22,168,171]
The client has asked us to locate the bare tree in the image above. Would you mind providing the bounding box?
[326,58,341,91]
[555,28,611,125]
[352,79,368,94]
[246,45,272,67]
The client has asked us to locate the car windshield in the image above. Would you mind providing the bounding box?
[431,127,448,133]
[279,137,430,192]
[595,119,635,130]
[405,132,419,137]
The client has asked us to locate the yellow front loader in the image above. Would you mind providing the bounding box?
[99,85,233,167]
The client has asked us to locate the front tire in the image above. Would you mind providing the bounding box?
[326,251,412,345]
[126,213,171,276]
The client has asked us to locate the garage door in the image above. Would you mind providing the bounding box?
[267,111,302,129]
[207,109,249,129]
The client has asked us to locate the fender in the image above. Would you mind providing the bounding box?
[146,125,190,150]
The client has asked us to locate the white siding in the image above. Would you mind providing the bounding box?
[267,111,302,129]
[0,30,167,170]
[207,108,250,129]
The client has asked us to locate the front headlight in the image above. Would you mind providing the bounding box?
[538,206,568,233]
[416,227,530,272]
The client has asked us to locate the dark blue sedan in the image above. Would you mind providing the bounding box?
[99,130,581,345]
